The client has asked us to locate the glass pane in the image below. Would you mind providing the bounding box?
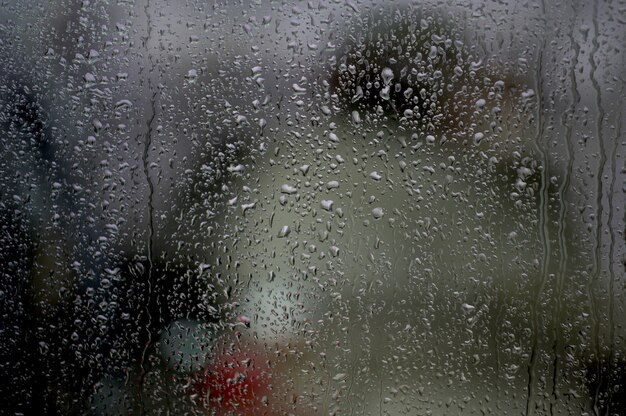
[1,0,624,414]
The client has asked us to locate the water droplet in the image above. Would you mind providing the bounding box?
[351,110,361,125]
[381,67,394,85]
[321,200,334,211]
[278,225,291,238]
[327,181,339,189]
[371,207,384,219]
[369,171,382,181]
[281,184,297,194]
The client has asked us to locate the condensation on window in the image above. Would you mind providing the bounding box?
[1,0,625,415]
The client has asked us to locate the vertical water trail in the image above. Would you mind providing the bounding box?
[137,0,156,412]
[587,2,606,414]
[604,86,622,416]
[526,2,550,414]
[550,6,579,413]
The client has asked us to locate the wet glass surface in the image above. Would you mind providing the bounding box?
[1,0,625,414]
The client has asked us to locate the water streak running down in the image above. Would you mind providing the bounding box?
[550,6,580,412]
[137,0,157,412]
[588,3,607,414]
[526,5,550,414]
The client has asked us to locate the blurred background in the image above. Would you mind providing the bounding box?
[1,0,625,414]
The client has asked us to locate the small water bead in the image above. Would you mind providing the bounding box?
[381,67,394,85]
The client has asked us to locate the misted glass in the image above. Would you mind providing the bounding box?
[1,0,624,415]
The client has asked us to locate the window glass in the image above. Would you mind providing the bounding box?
[1,0,625,414]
